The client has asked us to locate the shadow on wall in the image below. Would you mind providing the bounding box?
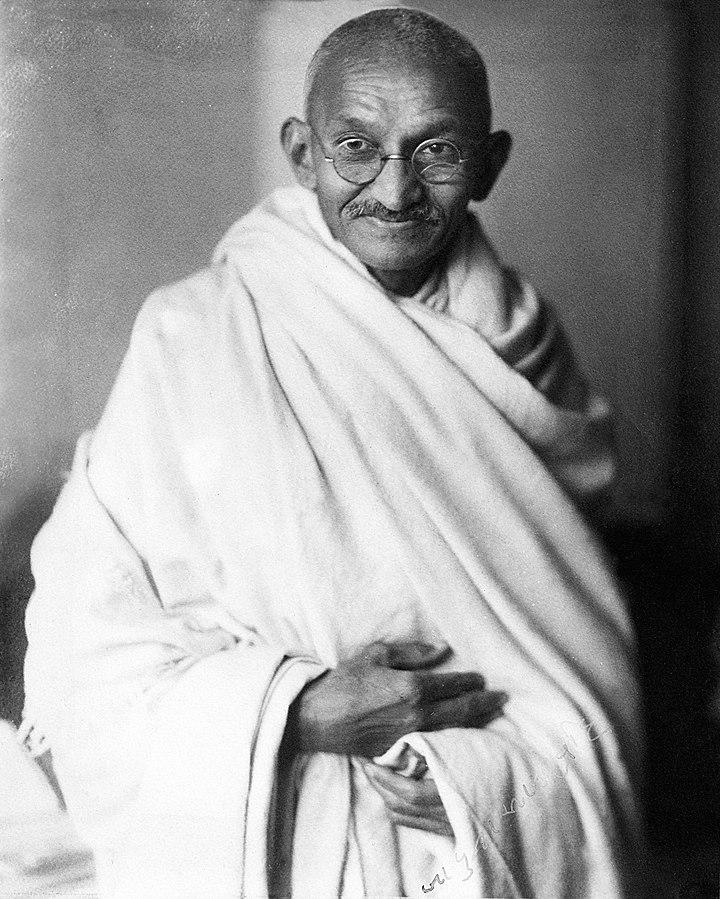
[0,480,64,724]
[608,520,720,889]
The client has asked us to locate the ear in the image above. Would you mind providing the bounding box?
[280,117,318,190]
[471,129,512,202]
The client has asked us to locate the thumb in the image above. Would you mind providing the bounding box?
[376,640,452,670]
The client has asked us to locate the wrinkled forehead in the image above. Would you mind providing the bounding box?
[309,55,488,139]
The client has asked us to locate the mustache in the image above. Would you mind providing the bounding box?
[342,199,439,223]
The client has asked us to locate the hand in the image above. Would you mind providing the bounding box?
[286,640,508,758]
[362,761,453,837]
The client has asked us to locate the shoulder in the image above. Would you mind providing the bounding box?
[127,185,317,355]
[133,265,229,343]
[130,186,310,341]
[127,257,264,370]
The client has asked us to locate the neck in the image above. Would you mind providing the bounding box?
[368,262,436,297]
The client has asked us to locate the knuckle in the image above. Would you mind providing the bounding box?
[401,672,423,704]
[384,791,404,813]
[470,693,493,723]
[397,779,421,808]
[404,707,424,732]
[404,781,421,805]
[365,640,389,665]
[465,690,482,716]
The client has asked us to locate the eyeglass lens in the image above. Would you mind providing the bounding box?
[333,139,462,185]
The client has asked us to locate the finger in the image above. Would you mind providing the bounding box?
[363,764,444,810]
[364,762,442,802]
[416,670,486,701]
[363,639,442,667]
[391,812,454,839]
[383,640,452,670]
[424,689,508,732]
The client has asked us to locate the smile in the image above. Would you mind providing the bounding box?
[360,216,436,232]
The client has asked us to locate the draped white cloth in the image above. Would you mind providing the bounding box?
[24,185,644,897]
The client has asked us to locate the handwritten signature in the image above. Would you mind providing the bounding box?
[421,850,474,893]
[419,716,612,893]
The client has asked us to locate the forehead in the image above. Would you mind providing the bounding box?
[312,58,478,140]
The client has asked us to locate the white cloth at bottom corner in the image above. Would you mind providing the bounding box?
[23,440,323,897]
[24,184,644,897]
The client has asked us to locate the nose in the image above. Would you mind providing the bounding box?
[367,156,424,211]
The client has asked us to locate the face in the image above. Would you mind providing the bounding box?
[290,60,490,295]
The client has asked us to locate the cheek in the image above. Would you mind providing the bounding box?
[315,182,360,233]
[432,187,472,222]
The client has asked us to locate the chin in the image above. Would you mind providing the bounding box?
[348,237,444,274]
[366,245,446,277]
[363,253,435,275]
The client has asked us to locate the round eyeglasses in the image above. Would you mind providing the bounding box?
[310,128,470,186]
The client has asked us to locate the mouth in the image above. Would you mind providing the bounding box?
[360,215,438,232]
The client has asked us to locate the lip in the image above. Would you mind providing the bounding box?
[359,216,435,232]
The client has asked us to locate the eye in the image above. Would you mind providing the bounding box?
[414,140,461,165]
[337,137,375,154]
[413,139,463,183]
[417,140,459,160]
[426,141,451,156]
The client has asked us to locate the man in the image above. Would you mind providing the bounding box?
[23,9,644,897]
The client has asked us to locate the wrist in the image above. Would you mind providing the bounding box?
[284,672,327,754]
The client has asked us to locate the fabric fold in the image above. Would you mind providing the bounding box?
[24,437,326,898]
[25,184,643,896]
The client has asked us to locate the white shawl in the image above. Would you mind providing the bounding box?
[24,185,644,897]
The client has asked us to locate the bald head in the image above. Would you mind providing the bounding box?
[304,8,492,136]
